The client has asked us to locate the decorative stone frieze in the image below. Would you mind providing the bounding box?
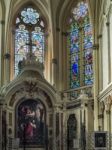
[9,83,53,108]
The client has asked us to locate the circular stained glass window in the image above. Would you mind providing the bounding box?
[72,2,88,20]
[21,8,39,24]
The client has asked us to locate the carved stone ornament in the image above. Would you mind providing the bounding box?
[99,101,105,113]
[9,79,53,108]
[104,95,112,112]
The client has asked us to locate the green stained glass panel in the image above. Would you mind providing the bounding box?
[69,22,80,88]
[84,19,93,85]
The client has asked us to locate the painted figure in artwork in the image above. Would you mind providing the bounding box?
[17,99,46,147]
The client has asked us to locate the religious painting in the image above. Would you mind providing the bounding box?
[94,132,107,149]
[17,99,47,148]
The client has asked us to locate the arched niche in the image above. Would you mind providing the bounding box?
[15,98,48,148]
[3,74,59,150]
[67,114,77,150]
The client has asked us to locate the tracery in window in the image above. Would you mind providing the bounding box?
[14,7,45,76]
[68,2,93,89]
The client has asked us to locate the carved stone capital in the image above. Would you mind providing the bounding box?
[97,34,102,39]
[62,32,69,36]
[52,58,57,64]
[106,110,111,114]
[106,22,110,26]
[104,95,112,111]
[93,44,99,50]
[98,114,104,119]
[99,101,105,113]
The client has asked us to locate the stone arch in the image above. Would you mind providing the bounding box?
[56,0,94,89]
[3,76,58,148]
[67,114,77,149]
[56,0,94,30]
[5,0,51,81]
[5,79,56,109]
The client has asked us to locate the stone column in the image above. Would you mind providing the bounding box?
[104,95,112,150]
[53,106,58,150]
[98,101,104,130]
[0,20,5,86]
[78,90,89,150]
[0,105,3,150]
[106,20,111,84]
[52,58,57,87]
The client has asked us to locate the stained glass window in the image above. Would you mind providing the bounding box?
[68,2,93,89]
[83,19,93,85]
[14,7,45,76]
[69,22,80,88]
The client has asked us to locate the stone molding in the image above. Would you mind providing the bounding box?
[98,83,112,101]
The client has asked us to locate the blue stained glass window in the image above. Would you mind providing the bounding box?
[32,27,44,63]
[70,29,79,53]
[72,2,88,20]
[69,2,93,89]
[85,64,93,85]
[70,54,80,88]
[15,25,29,76]
[21,8,39,24]
[14,7,45,77]
[84,24,93,49]
[69,22,80,88]
[84,19,93,85]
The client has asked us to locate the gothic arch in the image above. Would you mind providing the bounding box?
[56,0,94,89]
[5,0,51,82]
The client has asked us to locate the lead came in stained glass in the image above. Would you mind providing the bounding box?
[21,8,39,24]
[69,1,93,89]
[84,24,93,49]
[72,2,88,21]
[14,7,45,77]
[15,25,29,76]
[69,22,80,88]
[32,27,44,63]
[85,64,93,85]
[84,19,93,85]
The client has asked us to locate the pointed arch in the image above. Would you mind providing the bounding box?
[57,0,94,89]
[6,0,50,80]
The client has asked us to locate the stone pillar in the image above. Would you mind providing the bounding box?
[93,40,100,131]
[53,106,57,150]
[104,95,112,150]
[98,101,104,130]
[0,105,3,150]
[52,58,57,87]
[106,20,111,84]
[78,90,89,150]
[0,20,5,86]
